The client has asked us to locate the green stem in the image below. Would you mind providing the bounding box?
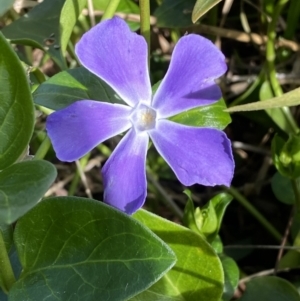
[225,186,282,242]
[0,231,15,293]
[101,0,121,21]
[265,0,298,133]
[34,135,51,160]
[139,0,151,65]
[68,153,90,196]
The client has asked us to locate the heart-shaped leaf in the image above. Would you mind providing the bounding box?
[0,32,34,170]
[10,197,176,301]
[133,209,224,301]
[33,67,122,110]
[0,160,57,224]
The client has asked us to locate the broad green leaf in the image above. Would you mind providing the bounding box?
[220,255,239,301]
[33,67,122,110]
[133,210,224,301]
[259,81,295,134]
[0,0,14,16]
[93,0,140,30]
[155,0,195,28]
[192,0,222,23]
[2,0,87,69]
[170,98,231,129]
[226,86,300,112]
[271,172,295,205]
[239,276,300,301]
[0,160,57,224]
[0,32,34,170]
[10,197,176,301]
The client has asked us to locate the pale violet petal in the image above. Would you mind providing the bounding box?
[75,17,151,107]
[152,34,227,118]
[149,120,234,186]
[102,129,149,214]
[46,100,132,162]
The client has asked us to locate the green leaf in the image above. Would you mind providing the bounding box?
[192,0,222,23]
[0,32,34,170]
[272,134,300,179]
[220,255,239,301]
[0,0,14,17]
[207,193,232,242]
[239,276,300,301]
[2,0,87,69]
[33,67,122,110]
[226,86,300,112]
[154,0,195,28]
[271,172,295,205]
[0,224,13,252]
[170,98,231,130]
[259,81,295,134]
[183,191,202,234]
[10,197,176,301]
[0,160,57,224]
[133,210,224,301]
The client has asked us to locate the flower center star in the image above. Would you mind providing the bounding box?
[130,103,157,132]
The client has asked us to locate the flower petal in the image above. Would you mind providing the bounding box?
[152,34,227,118]
[102,129,149,214]
[46,100,132,162]
[75,17,151,107]
[150,120,234,186]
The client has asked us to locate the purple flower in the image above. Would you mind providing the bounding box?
[46,17,234,214]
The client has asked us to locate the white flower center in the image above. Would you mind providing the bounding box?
[130,103,157,132]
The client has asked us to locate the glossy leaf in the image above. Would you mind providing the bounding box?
[2,0,87,69]
[33,67,122,110]
[155,0,195,28]
[239,276,300,301]
[170,98,231,130]
[0,32,34,170]
[133,210,224,301]
[192,0,222,23]
[0,0,14,16]
[0,224,12,252]
[271,172,295,205]
[226,86,300,112]
[220,255,239,301]
[0,160,57,224]
[10,197,176,301]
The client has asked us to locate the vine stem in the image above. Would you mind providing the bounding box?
[139,0,151,66]
[101,0,121,21]
[225,186,282,242]
[34,135,51,160]
[0,231,15,293]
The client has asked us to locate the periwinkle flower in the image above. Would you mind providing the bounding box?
[46,17,234,214]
